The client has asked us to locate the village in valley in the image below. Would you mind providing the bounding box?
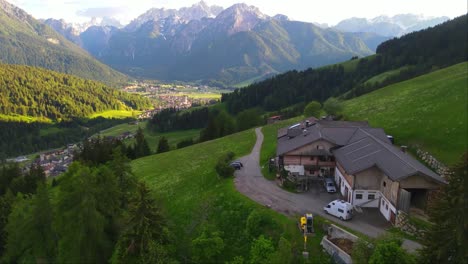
[123,81,226,119]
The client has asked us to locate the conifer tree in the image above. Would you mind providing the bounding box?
[157,137,170,154]
[112,183,171,264]
[420,153,467,263]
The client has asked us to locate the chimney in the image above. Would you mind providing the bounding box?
[400,145,407,153]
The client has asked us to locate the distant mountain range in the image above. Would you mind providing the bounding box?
[46,2,386,85]
[333,14,449,37]
[3,0,452,86]
[0,0,127,84]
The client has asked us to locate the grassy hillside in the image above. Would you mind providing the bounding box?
[131,130,330,262]
[343,62,467,165]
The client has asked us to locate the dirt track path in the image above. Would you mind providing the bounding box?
[234,127,422,252]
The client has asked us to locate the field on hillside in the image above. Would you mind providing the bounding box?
[131,130,331,262]
[90,110,141,119]
[132,129,201,152]
[98,121,200,152]
[364,66,410,85]
[343,62,467,165]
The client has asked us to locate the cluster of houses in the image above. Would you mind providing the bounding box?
[32,144,77,177]
[276,117,446,224]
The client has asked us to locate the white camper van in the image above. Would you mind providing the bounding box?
[324,200,353,220]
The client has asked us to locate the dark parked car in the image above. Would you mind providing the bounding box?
[229,161,243,170]
[231,161,243,167]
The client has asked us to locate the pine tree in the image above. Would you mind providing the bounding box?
[420,153,467,263]
[55,163,113,263]
[0,190,14,255]
[112,183,171,264]
[30,183,56,262]
[134,127,151,158]
[157,137,170,154]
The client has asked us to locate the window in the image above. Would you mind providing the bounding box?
[338,209,344,213]
[368,194,375,200]
[383,181,386,187]
[356,194,363,200]
[386,204,389,210]
[381,200,384,205]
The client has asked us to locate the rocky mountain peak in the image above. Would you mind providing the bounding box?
[214,3,267,35]
[273,14,290,21]
[126,1,223,32]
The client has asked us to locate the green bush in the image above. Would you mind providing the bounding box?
[215,152,236,178]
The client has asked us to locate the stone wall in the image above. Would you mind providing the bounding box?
[395,210,425,239]
[415,148,450,176]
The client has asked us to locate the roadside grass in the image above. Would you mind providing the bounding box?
[260,117,303,180]
[343,62,468,165]
[131,130,330,262]
[90,110,141,119]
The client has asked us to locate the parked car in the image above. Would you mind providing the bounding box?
[323,178,337,193]
[229,162,242,170]
[231,161,243,167]
[324,200,353,220]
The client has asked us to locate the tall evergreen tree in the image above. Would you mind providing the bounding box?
[55,163,114,263]
[134,127,151,158]
[4,184,57,263]
[112,183,171,264]
[30,183,56,262]
[157,137,170,154]
[420,153,468,263]
[0,190,14,256]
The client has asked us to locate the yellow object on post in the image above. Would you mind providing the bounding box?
[300,216,306,229]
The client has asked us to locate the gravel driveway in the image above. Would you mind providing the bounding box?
[234,127,422,252]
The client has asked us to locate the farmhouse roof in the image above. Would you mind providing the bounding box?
[276,120,388,156]
[333,130,445,184]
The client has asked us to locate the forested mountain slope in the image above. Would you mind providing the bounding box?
[0,0,127,84]
[0,65,151,122]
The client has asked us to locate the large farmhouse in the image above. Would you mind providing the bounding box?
[276,118,446,223]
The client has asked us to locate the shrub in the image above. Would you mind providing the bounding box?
[177,138,194,149]
[215,152,235,178]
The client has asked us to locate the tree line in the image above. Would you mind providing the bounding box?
[0,118,133,159]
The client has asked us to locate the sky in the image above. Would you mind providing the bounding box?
[6,0,467,25]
